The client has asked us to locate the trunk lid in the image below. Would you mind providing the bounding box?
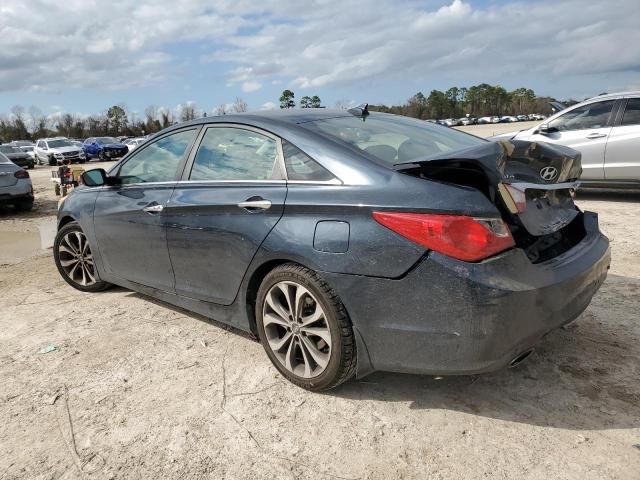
[394,140,584,262]
[0,165,19,187]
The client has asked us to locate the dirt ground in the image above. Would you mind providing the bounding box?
[1,153,639,480]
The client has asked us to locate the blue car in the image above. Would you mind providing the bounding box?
[54,109,609,391]
[83,136,129,161]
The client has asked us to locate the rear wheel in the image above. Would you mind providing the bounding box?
[53,222,111,292]
[256,263,356,391]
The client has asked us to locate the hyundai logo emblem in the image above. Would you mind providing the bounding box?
[539,166,558,182]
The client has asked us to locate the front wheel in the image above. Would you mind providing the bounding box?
[53,222,111,292]
[256,263,356,391]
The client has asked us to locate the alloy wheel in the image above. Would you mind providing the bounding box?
[262,281,332,378]
[57,231,97,287]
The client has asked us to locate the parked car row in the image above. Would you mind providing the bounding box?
[0,136,148,167]
[435,114,546,127]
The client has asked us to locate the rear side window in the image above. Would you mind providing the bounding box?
[118,129,196,184]
[190,127,278,181]
[549,100,615,132]
[282,141,335,181]
[621,98,640,126]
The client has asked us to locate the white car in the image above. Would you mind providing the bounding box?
[489,91,640,186]
[34,137,86,166]
[19,145,37,163]
[123,137,147,152]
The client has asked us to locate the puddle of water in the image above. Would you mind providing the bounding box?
[0,219,57,265]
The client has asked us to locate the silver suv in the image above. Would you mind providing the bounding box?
[34,137,86,166]
[490,92,640,187]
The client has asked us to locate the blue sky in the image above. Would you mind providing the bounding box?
[1,0,638,119]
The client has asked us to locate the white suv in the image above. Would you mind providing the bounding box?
[34,137,86,166]
[490,91,640,187]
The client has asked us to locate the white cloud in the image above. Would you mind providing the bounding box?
[0,0,639,99]
[260,101,276,110]
[241,81,262,92]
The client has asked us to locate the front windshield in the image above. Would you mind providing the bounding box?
[96,137,118,145]
[0,146,20,154]
[301,113,485,166]
[48,139,72,148]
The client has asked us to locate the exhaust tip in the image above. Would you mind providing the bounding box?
[509,349,534,368]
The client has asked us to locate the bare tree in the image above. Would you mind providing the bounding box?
[334,99,350,110]
[232,97,248,113]
[215,104,228,116]
[179,102,198,122]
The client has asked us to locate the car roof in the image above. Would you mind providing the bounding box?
[587,91,640,101]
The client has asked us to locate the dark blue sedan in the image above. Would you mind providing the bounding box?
[83,136,129,161]
[54,109,610,391]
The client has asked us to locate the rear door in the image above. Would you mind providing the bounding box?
[527,99,616,180]
[92,128,199,291]
[604,97,640,180]
[165,125,286,305]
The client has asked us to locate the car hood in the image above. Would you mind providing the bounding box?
[2,152,30,160]
[101,143,127,149]
[486,130,521,141]
[50,146,82,154]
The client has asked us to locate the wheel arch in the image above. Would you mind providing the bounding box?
[58,215,77,230]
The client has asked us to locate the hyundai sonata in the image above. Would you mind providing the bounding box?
[54,108,610,391]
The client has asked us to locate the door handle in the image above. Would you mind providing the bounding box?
[237,199,272,211]
[585,133,606,139]
[143,204,164,214]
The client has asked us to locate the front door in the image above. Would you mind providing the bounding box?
[528,99,616,180]
[92,128,199,291]
[166,125,287,305]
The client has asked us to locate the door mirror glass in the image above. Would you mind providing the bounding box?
[537,124,553,135]
[81,168,108,187]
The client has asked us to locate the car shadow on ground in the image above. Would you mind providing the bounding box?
[0,198,58,218]
[107,273,639,433]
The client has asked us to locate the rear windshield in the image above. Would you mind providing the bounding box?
[302,114,485,166]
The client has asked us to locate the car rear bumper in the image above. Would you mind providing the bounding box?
[322,211,610,377]
[0,180,33,203]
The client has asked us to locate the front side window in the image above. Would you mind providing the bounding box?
[301,114,485,166]
[282,141,335,181]
[621,98,640,126]
[118,129,196,184]
[189,127,278,181]
[548,100,614,132]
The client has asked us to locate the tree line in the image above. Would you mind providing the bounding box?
[0,84,579,143]
[0,97,249,143]
[368,84,575,119]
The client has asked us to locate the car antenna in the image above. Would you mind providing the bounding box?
[348,103,369,121]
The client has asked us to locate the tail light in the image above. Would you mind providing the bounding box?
[373,212,515,262]
[14,169,29,179]
[499,183,527,213]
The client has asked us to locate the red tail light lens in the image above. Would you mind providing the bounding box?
[14,169,29,179]
[373,212,515,262]
[499,183,527,213]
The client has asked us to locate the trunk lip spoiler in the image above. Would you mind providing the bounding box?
[505,181,581,192]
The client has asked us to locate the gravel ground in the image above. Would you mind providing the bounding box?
[1,154,639,479]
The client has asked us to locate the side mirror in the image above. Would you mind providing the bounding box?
[537,124,557,135]
[81,168,108,187]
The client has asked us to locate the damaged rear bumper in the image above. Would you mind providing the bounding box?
[322,211,610,377]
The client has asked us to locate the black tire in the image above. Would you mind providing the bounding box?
[98,151,106,161]
[48,156,56,166]
[53,221,111,292]
[15,198,33,212]
[256,263,356,391]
